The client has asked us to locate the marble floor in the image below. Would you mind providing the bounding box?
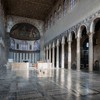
[0,68,100,100]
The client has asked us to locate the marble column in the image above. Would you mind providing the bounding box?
[61,37,65,69]
[23,53,25,61]
[21,53,23,62]
[15,53,16,62]
[44,47,46,61]
[14,53,15,62]
[68,41,72,70]
[32,53,34,63]
[89,33,93,72]
[56,39,60,69]
[20,53,21,62]
[52,42,55,68]
[16,53,17,62]
[77,37,81,71]
[46,46,49,62]
[17,53,18,62]
[31,53,33,63]
[49,44,51,62]
[30,53,32,63]
[17,53,19,62]
[25,53,27,61]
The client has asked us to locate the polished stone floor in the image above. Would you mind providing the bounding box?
[0,68,100,100]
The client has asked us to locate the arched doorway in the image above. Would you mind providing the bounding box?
[93,18,100,71]
[71,32,77,70]
[80,26,89,71]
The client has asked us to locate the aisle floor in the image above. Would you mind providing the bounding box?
[0,69,100,100]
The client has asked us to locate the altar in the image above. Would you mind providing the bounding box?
[11,62,29,79]
[37,61,52,69]
[35,61,53,77]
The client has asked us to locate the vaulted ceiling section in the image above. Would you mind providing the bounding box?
[2,0,58,20]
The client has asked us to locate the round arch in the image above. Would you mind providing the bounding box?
[6,16,43,36]
[71,31,76,39]
[9,23,40,41]
[77,24,88,38]
[90,16,100,33]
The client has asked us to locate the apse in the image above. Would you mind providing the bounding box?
[10,23,40,40]
[8,23,40,64]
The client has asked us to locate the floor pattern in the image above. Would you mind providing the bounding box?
[0,69,100,100]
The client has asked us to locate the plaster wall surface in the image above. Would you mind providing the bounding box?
[44,0,100,44]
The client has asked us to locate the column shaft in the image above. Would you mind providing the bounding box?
[68,41,72,70]
[77,37,81,71]
[61,43,65,68]
[46,47,48,62]
[56,45,59,68]
[49,46,51,62]
[89,34,93,72]
[52,47,55,68]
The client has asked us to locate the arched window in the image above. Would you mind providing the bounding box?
[30,45,32,50]
[17,44,19,49]
[70,0,77,10]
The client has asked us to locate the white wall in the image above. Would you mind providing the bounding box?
[44,0,100,43]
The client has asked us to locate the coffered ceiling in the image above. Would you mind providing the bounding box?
[2,0,58,20]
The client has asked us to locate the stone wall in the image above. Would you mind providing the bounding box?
[0,0,9,71]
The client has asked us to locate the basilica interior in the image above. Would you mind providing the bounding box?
[0,0,100,100]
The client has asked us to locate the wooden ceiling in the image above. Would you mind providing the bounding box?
[2,0,58,20]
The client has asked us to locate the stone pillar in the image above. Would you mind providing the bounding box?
[89,33,93,72]
[29,53,32,63]
[56,39,60,69]
[15,43,16,49]
[23,53,25,61]
[52,42,55,68]
[61,37,65,69]
[68,41,72,70]
[19,53,21,62]
[77,37,81,71]
[16,53,17,62]
[49,44,51,62]
[17,53,18,62]
[28,43,29,50]
[44,47,46,61]
[46,46,49,62]
[26,53,28,60]
[31,53,32,63]
[14,53,15,62]
[33,53,34,63]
